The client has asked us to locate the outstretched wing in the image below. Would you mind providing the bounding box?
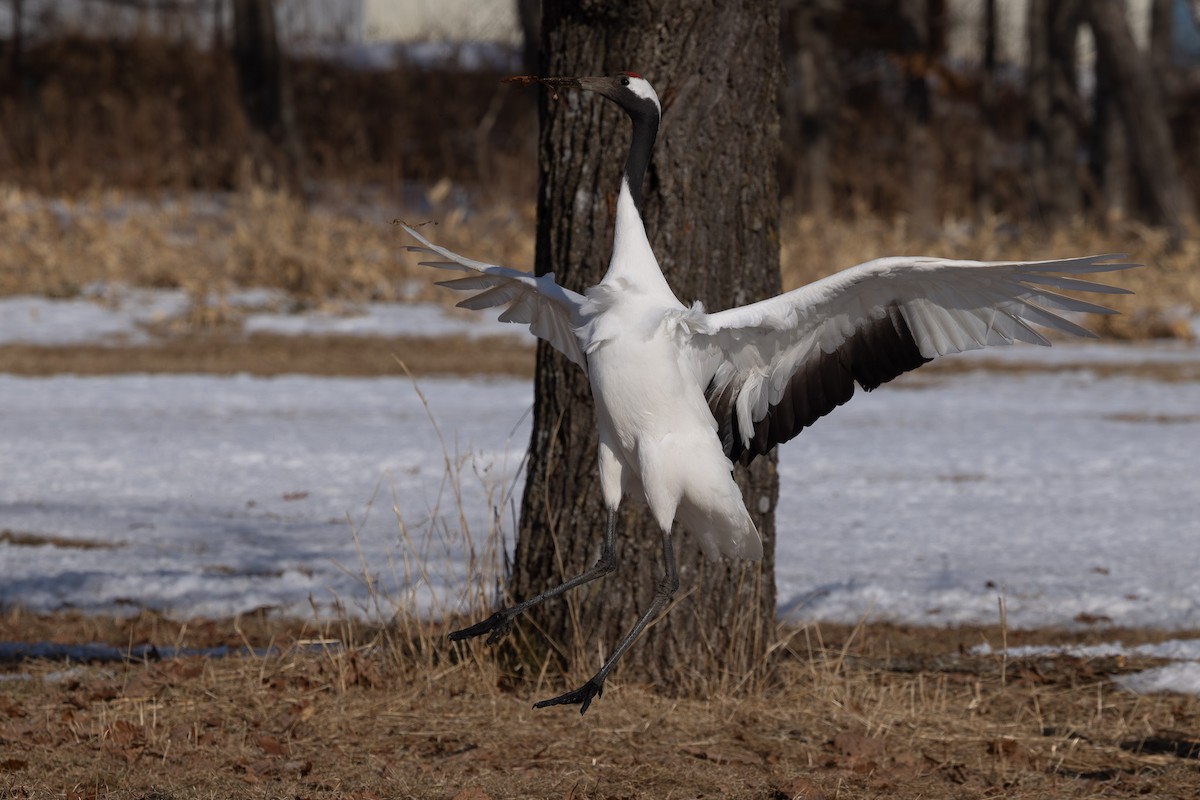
[401,223,589,372]
[689,254,1137,463]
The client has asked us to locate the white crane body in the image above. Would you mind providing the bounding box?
[405,73,1137,713]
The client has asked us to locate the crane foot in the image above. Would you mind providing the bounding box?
[448,611,513,645]
[533,678,605,715]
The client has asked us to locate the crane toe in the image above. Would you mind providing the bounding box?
[448,610,513,644]
[533,678,605,714]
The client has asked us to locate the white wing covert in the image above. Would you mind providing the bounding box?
[401,223,589,372]
[691,254,1137,463]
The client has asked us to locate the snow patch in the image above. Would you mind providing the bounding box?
[1,355,1197,630]
[1116,663,1200,695]
[0,289,525,345]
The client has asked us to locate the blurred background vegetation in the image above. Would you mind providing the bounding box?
[0,0,1198,336]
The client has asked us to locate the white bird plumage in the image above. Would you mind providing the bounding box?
[408,72,1136,713]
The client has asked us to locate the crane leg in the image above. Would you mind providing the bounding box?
[533,526,680,714]
[448,509,619,646]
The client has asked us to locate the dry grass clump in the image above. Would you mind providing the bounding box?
[780,208,1200,341]
[1,182,1195,341]
[2,612,1198,799]
[0,183,535,309]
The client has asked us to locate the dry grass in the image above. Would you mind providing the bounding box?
[778,208,1200,341]
[1,611,1199,799]
[2,185,1196,343]
[0,184,534,307]
[0,333,536,377]
[0,297,1196,796]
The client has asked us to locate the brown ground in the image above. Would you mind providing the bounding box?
[0,334,535,378]
[1,611,1199,799]
[3,188,1198,797]
[4,335,1199,383]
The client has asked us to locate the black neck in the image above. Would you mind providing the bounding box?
[623,107,659,214]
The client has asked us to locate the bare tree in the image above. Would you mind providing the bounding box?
[897,0,939,239]
[510,0,782,688]
[9,0,22,86]
[1149,0,1176,87]
[231,0,303,191]
[783,0,838,216]
[1088,37,1129,220]
[1027,0,1084,225]
[972,0,997,218]
[1084,0,1193,239]
[516,0,540,73]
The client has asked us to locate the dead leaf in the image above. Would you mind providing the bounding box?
[0,720,39,743]
[988,736,1031,766]
[831,731,887,759]
[345,651,383,689]
[450,789,491,800]
[258,734,288,756]
[0,696,27,718]
[159,660,205,683]
[680,746,762,766]
[168,722,194,743]
[84,684,120,703]
[775,777,828,799]
[279,700,316,731]
[121,670,160,699]
[105,720,141,747]
[0,758,27,772]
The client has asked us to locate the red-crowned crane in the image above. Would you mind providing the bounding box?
[401,73,1136,713]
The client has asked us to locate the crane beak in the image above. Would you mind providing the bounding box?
[503,75,583,91]
[503,75,614,102]
[548,77,620,103]
[503,75,584,101]
[538,77,584,90]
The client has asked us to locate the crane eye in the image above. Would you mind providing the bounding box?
[620,76,630,86]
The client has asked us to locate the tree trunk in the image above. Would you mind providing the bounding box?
[973,0,996,218]
[516,0,541,73]
[1027,0,1083,225]
[9,0,22,87]
[1084,0,1193,238]
[511,0,781,691]
[231,0,304,192]
[783,0,836,216]
[898,0,937,239]
[1149,0,1175,85]
[1087,37,1128,220]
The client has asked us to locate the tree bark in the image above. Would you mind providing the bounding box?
[1027,0,1083,225]
[973,0,997,218]
[898,0,937,239]
[1087,35,1128,220]
[783,0,837,216]
[231,0,304,192]
[1084,0,1193,238]
[1149,0,1175,84]
[516,0,541,74]
[511,0,781,690]
[9,0,22,87]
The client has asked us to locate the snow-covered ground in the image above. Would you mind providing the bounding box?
[2,292,1199,691]
[0,289,523,346]
[972,639,1200,695]
[3,354,1198,627]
